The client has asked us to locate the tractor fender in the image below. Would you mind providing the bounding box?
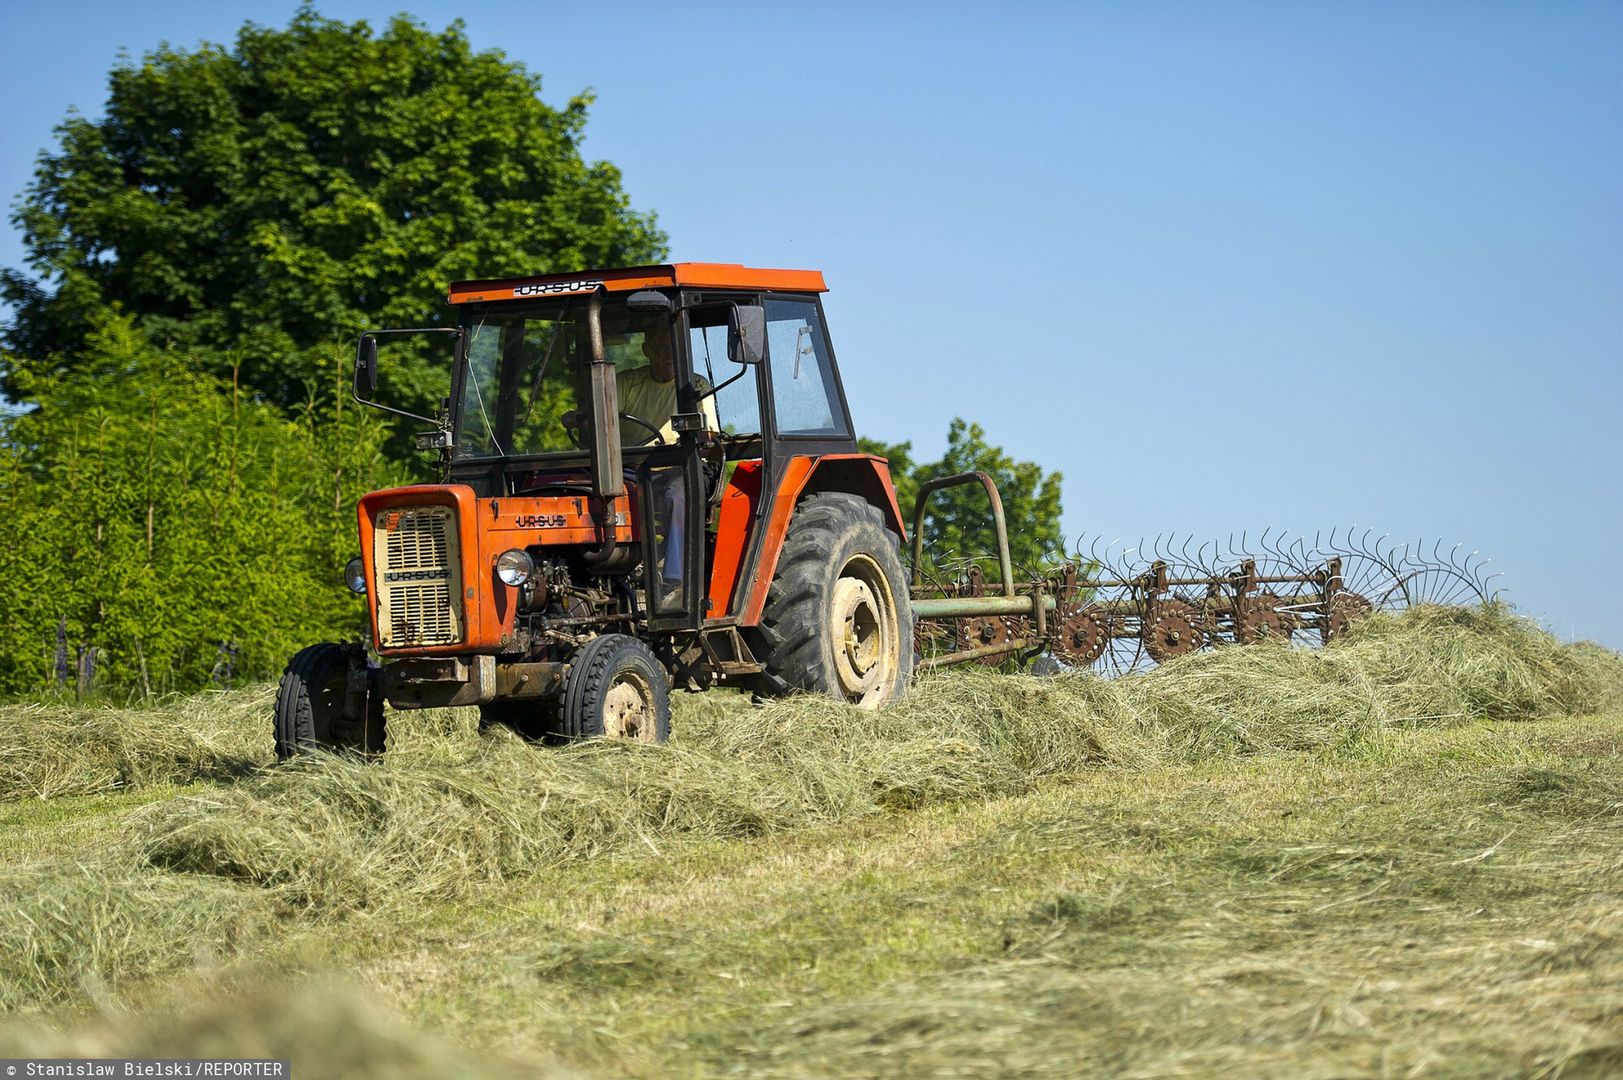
[735,454,907,626]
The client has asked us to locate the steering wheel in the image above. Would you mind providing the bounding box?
[560,410,668,447]
[619,412,668,446]
[562,410,586,449]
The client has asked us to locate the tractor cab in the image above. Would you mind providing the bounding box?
[432,263,861,632]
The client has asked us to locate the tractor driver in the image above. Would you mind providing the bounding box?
[614,322,718,605]
[614,321,717,444]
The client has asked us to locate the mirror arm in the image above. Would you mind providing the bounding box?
[352,327,462,426]
[352,398,442,426]
[698,365,749,401]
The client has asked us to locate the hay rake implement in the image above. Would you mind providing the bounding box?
[908,472,1499,674]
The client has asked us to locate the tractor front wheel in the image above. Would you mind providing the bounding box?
[274,643,385,760]
[754,493,914,709]
[558,634,671,743]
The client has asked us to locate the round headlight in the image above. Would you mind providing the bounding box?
[496,548,535,587]
[344,556,367,594]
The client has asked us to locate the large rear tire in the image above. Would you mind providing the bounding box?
[558,634,671,743]
[274,643,385,760]
[753,493,914,709]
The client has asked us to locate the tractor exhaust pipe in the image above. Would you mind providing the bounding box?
[584,288,623,568]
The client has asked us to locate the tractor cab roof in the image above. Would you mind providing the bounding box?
[447,262,827,306]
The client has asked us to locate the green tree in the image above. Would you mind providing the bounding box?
[861,419,1064,579]
[1,7,666,419]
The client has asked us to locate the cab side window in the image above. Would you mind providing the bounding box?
[690,319,762,440]
[766,298,847,437]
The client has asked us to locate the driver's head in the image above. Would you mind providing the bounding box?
[641,322,675,384]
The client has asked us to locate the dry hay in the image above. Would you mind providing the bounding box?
[0,604,1619,1012]
[0,686,270,800]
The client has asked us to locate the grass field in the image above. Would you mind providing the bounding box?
[1,605,1619,1078]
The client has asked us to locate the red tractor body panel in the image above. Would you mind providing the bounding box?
[706,460,767,618]
[358,484,637,658]
[447,262,828,305]
[718,455,907,626]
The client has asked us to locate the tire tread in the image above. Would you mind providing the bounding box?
[560,634,671,742]
[273,642,384,760]
[753,492,913,705]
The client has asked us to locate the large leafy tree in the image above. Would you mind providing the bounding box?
[1,8,666,416]
[862,419,1064,578]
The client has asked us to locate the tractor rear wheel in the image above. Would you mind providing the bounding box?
[558,634,671,743]
[274,643,384,760]
[754,493,914,709]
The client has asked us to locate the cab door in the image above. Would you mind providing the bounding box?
[683,297,771,623]
[640,297,764,630]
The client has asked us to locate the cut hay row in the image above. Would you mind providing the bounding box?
[129,606,1623,912]
[700,775,1623,1078]
[0,605,1619,1011]
[8,717,1621,1079]
[0,686,272,800]
[3,604,1614,807]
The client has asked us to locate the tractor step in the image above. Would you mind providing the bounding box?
[696,621,763,676]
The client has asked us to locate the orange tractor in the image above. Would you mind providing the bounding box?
[275,262,1495,755]
[277,263,929,754]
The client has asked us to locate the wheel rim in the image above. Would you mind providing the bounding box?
[602,671,658,741]
[829,553,900,708]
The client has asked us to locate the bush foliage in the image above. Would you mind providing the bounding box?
[0,315,403,695]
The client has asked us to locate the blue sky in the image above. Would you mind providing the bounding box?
[3,1,1620,647]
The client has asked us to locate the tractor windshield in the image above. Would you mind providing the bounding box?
[455,297,667,460]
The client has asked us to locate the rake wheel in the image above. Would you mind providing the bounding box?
[1143,599,1205,662]
[1321,591,1373,643]
[1237,599,1289,645]
[958,616,1013,665]
[1053,605,1110,666]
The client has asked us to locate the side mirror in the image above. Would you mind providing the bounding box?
[731,304,765,365]
[355,335,379,398]
[348,326,459,428]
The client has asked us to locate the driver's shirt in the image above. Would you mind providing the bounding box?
[615,366,719,445]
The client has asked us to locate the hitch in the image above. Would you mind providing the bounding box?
[908,471,1051,668]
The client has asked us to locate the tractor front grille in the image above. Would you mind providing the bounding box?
[373,505,464,647]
